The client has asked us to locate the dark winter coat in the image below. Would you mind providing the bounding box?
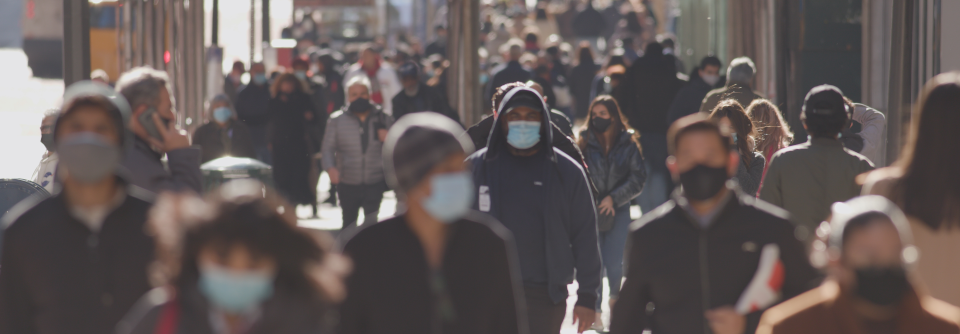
[621,54,686,135]
[484,61,532,103]
[193,120,256,163]
[391,83,459,123]
[572,5,605,37]
[307,81,330,155]
[581,130,645,208]
[570,62,600,118]
[610,186,821,334]
[269,91,316,204]
[122,138,203,194]
[339,212,528,334]
[0,183,155,334]
[666,75,715,126]
[236,82,273,147]
[467,87,601,308]
[118,286,332,334]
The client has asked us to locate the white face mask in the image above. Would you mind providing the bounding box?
[702,74,720,86]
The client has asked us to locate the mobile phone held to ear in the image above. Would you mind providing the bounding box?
[138,108,167,142]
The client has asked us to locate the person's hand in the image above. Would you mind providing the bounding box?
[572,305,595,333]
[146,113,190,152]
[377,129,388,142]
[705,306,745,334]
[598,196,615,216]
[305,112,314,121]
[327,167,340,185]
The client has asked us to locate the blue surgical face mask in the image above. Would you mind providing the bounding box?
[731,133,738,144]
[213,107,232,123]
[294,71,307,81]
[199,263,275,313]
[57,132,121,184]
[421,171,475,223]
[506,120,541,149]
[253,73,268,85]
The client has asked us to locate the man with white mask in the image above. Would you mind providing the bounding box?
[340,112,527,333]
[0,82,155,334]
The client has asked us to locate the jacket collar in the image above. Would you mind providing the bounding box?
[585,129,632,150]
[808,136,844,147]
[671,181,744,230]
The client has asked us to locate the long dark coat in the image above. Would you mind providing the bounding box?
[269,92,316,205]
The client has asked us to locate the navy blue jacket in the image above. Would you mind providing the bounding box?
[467,87,601,308]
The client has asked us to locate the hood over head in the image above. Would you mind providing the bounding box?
[486,86,555,161]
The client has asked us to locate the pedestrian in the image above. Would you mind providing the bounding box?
[526,81,573,138]
[759,85,874,242]
[622,42,685,216]
[236,62,273,164]
[756,196,960,334]
[659,36,686,74]
[391,61,458,122]
[589,54,628,104]
[343,45,402,116]
[466,82,588,175]
[576,95,645,332]
[572,0,605,52]
[269,73,317,215]
[708,100,765,196]
[312,50,346,115]
[667,55,722,126]
[116,67,203,194]
[321,76,395,231]
[748,99,793,194]
[700,57,764,113]
[340,112,528,334]
[193,94,256,164]
[468,86,601,334]
[862,72,960,307]
[610,113,819,334]
[424,25,448,58]
[224,61,245,106]
[570,43,600,119]
[32,108,60,192]
[841,97,887,166]
[485,40,533,104]
[117,181,347,334]
[292,56,329,214]
[0,82,155,334]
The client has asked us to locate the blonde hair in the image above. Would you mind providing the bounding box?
[747,99,793,155]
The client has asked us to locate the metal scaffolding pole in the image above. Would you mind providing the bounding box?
[262,0,271,44]
[63,0,91,86]
[447,0,481,126]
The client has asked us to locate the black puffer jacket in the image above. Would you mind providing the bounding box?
[581,130,646,207]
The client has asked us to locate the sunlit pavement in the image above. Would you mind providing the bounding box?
[0,49,639,333]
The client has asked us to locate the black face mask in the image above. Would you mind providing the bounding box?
[41,133,55,152]
[854,267,909,306]
[592,117,612,133]
[679,164,729,201]
[349,98,373,114]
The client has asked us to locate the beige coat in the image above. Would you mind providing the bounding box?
[863,167,960,308]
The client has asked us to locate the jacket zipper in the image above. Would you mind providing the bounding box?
[699,230,711,334]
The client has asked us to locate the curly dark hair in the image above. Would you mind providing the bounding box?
[148,181,346,304]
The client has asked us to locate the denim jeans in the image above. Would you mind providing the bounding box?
[596,203,632,310]
[636,133,671,214]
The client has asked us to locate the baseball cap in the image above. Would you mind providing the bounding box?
[500,90,545,115]
[803,84,850,118]
[398,61,420,78]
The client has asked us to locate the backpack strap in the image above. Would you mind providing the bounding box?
[154,301,180,334]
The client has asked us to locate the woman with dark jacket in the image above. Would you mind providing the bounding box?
[269,73,317,211]
[340,113,527,334]
[570,44,600,119]
[193,94,256,163]
[708,99,765,196]
[117,181,346,334]
[576,95,645,330]
[313,51,346,114]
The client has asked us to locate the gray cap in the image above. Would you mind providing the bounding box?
[382,112,474,194]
